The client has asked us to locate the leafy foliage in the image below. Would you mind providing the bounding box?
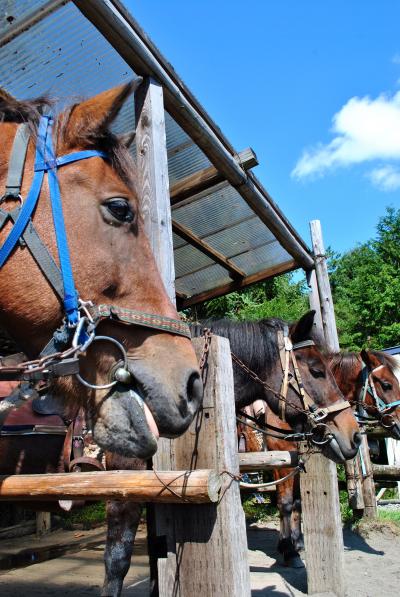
[329,207,400,350]
[189,274,308,323]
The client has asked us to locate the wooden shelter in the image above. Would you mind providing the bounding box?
[0,3,347,596]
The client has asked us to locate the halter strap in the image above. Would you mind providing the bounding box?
[277,326,350,423]
[360,363,400,414]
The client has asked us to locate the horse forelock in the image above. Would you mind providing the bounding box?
[369,350,399,374]
[0,91,136,192]
[328,352,362,382]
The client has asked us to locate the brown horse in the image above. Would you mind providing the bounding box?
[0,86,202,459]
[266,348,400,567]
[0,311,361,596]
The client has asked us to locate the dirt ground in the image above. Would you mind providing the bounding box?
[0,520,398,596]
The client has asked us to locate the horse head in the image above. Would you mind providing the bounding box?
[0,84,203,458]
[282,311,361,463]
[360,349,400,440]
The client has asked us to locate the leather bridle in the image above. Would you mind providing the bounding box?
[0,116,190,390]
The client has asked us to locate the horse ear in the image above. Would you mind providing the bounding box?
[290,310,316,344]
[361,349,380,370]
[62,78,142,148]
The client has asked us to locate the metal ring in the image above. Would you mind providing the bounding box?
[309,423,333,446]
[381,413,396,430]
[75,335,128,390]
[0,193,23,206]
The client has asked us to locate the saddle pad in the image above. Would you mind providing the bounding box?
[0,396,64,428]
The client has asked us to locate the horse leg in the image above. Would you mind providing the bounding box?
[101,454,146,597]
[290,472,304,553]
[101,500,142,597]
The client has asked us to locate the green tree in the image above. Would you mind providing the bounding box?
[189,273,308,322]
[329,207,400,350]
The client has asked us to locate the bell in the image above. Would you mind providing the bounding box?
[114,367,132,384]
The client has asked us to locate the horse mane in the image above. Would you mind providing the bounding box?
[328,349,399,379]
[191,317,320,378]
[328,352,362,380]
[0,89,134,189]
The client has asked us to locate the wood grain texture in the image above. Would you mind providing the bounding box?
[135,77,176,302]
[372,464,400,480]
[239,450,298,471]
[344,457,365,511]
[170,147,258,205]
[299,446,345,597]
[0,470,220,503]
[36,511,51,536]
[307,269,324,339]
[359,435,377,517]
[158,336,251,596]
[310,220,340,352]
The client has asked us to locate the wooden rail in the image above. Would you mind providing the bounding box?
[372,464,400,481]
[239,451,298,471]
[0,469,221,504]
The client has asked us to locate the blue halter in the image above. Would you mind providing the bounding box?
[0,115,106,326]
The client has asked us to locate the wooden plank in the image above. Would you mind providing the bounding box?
[306,269,324,337]
[299,445,345,597]
[310,220,340,352]
[73,0,315,271]
[172,220,245,279]
[239,450,298,471]
[36,511,51,536]
[178,260,297,308]
[135,77,176,301]
[372,464,400,481]
[0,470,220,503]
[305,228,345,596]
[159,336,251,596]
[170,148,258,205]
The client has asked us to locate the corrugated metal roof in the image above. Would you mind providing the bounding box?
[0,0,308,305]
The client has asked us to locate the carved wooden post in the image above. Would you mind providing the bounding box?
[300,220,345,596]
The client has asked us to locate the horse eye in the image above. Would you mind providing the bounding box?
[105,199,134,223]
[380,380,392,391]
[310,368,325,379]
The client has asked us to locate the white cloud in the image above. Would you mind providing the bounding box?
[292,91,400,179]
[368,165,400,191]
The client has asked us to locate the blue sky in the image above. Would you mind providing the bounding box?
[127,0,400,254]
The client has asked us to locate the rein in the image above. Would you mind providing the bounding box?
[0,117,190,389]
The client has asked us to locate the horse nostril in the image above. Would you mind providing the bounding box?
[353,431,362,448]
[186,371,203,405]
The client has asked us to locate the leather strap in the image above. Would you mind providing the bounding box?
[4,123,29,198]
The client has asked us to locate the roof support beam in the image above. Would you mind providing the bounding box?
[178,260,297,308]
[172,220,245,279]
[0,0,67,48]
[73,0,314,271]
[170,148,258,206]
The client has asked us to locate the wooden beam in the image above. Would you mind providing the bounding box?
[310,220,340,352]
[299,444,346,597]
[178,260,297,308]
[239,450,298,471]
[170,148,258,206]
[159,336,251,596]
[73,0,315,271]
[0,470,221,503]
[172,220,245,279]
[372,464,400,481]
[135,77,176,301]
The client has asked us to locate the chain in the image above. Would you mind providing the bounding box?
[198,328,212,378]
[231,351,309,418]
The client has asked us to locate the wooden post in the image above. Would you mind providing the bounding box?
[159,335,250,596]
[345,457,364,513]
[135,76,178,594]
[301,220,345,596]
[359,436,377,517]
[36,511,51,536]
[306,269,324,336]
[310,220,339,353]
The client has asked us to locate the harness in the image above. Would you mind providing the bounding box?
[0,117,190,390]
[357,363,400,430]
[234,326,351,446]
